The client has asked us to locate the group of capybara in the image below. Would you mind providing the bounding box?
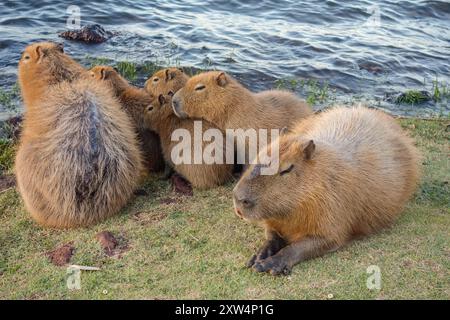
[15,42,421,275]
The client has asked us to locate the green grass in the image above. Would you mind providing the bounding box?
[0,117,449,300]
[396,90,430,105]
[0,84,21,114]
[275,78,337,106]
[0,139,15,174]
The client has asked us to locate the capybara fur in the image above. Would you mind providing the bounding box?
[171,71,313,130]
[233,106,421,275]
[16,42,144,228]
[144,68,233,189]
[90,66,164,172]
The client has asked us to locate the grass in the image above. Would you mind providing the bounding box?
[396,90,430,104]
[0,84,21,114]
[0,117,448,299]
[275,78,336,106]
[0,139,16,174]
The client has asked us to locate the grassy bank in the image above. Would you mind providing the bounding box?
[0,117,448,299]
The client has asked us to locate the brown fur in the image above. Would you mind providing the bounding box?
[171,71,313,130]
[89,66,164,172]
[144,68,233,189]
[233,107,421,275]
[16,42,144,228]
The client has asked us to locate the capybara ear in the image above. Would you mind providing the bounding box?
[35,45,44,62]
[56,43,64,53]
[280,126,289,136]
[303,140,316,160]
[168,90,174,97]
[216,72,228,87]
[165,69,177,81]
[158,94,166,106]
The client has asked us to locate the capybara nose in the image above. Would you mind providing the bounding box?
[233,193,255,209]
[171,92,188,119]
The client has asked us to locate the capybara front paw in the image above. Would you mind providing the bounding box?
[252,257,291,276]
[246,254,257,268]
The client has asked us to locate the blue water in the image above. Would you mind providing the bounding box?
[1,0,449,119]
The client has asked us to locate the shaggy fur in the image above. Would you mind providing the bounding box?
[233,107,421,275]
[144,68,233,189]
[16,42,143,228]
[89,66,164,172]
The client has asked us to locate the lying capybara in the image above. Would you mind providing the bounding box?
[144,67,233,189]
[233,106,421,275]
[171,71,313,130]
[16,42,143,228]
[89,66,165,172]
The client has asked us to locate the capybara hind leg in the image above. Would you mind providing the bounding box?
[246,231,287,268]
[253,236,338,276]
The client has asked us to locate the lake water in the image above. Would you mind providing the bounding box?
[0,0,449,119]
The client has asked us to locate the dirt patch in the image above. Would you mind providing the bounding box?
[0,174,15,192]
[159,197,178,205]
[95,231,128,257]
[46,242,75,266]
[133,211,168,225]
[170,174,193,196]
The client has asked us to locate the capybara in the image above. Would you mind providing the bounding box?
[89,66,164,172]
[144,68,233,188]
[233,106,421,275]
[171,71,313,130]
[145,67,187,97]
[16,42,143,228]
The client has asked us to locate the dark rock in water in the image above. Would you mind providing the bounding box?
[59,24,114,44]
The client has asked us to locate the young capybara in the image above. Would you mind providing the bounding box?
[89,66,165,172]
[145,67,187,97]
[144,68,234,189]
[16,42,144,228]
[233,107,421,275]
[171,71,313,130]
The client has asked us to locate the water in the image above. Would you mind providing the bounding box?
[1,0,449,120]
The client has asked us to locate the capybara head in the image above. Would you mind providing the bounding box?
[171,71,241,122]
[89,65,129,95]
[145,67,188,97]
[232,133,316,222]
[144,93,173,126]
[18,42,85,106]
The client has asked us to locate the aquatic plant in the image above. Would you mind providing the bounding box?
[396,90,430,104]
[116,61,138,82]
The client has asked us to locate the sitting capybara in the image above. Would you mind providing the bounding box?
[16,42,143,228]
[89,66,164,172]
[144,68,233,189]
[171,71,313,130]
[233,106,421,275]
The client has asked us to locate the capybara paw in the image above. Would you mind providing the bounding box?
[246,254,257,268]
[253,257,292,276]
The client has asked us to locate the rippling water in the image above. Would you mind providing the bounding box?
[0,0,449,119]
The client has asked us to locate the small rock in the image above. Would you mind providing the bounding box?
[171,174,193,196]
[59,24,114,44]
[46,243,75,266]
[358,62,383,74]
[95,231,118,256]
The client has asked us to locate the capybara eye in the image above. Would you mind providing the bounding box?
[23,54,30,60]
[195,84,206,91]
[279,164,294,176]
[147,105,154,112]
[153,78,159,82]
